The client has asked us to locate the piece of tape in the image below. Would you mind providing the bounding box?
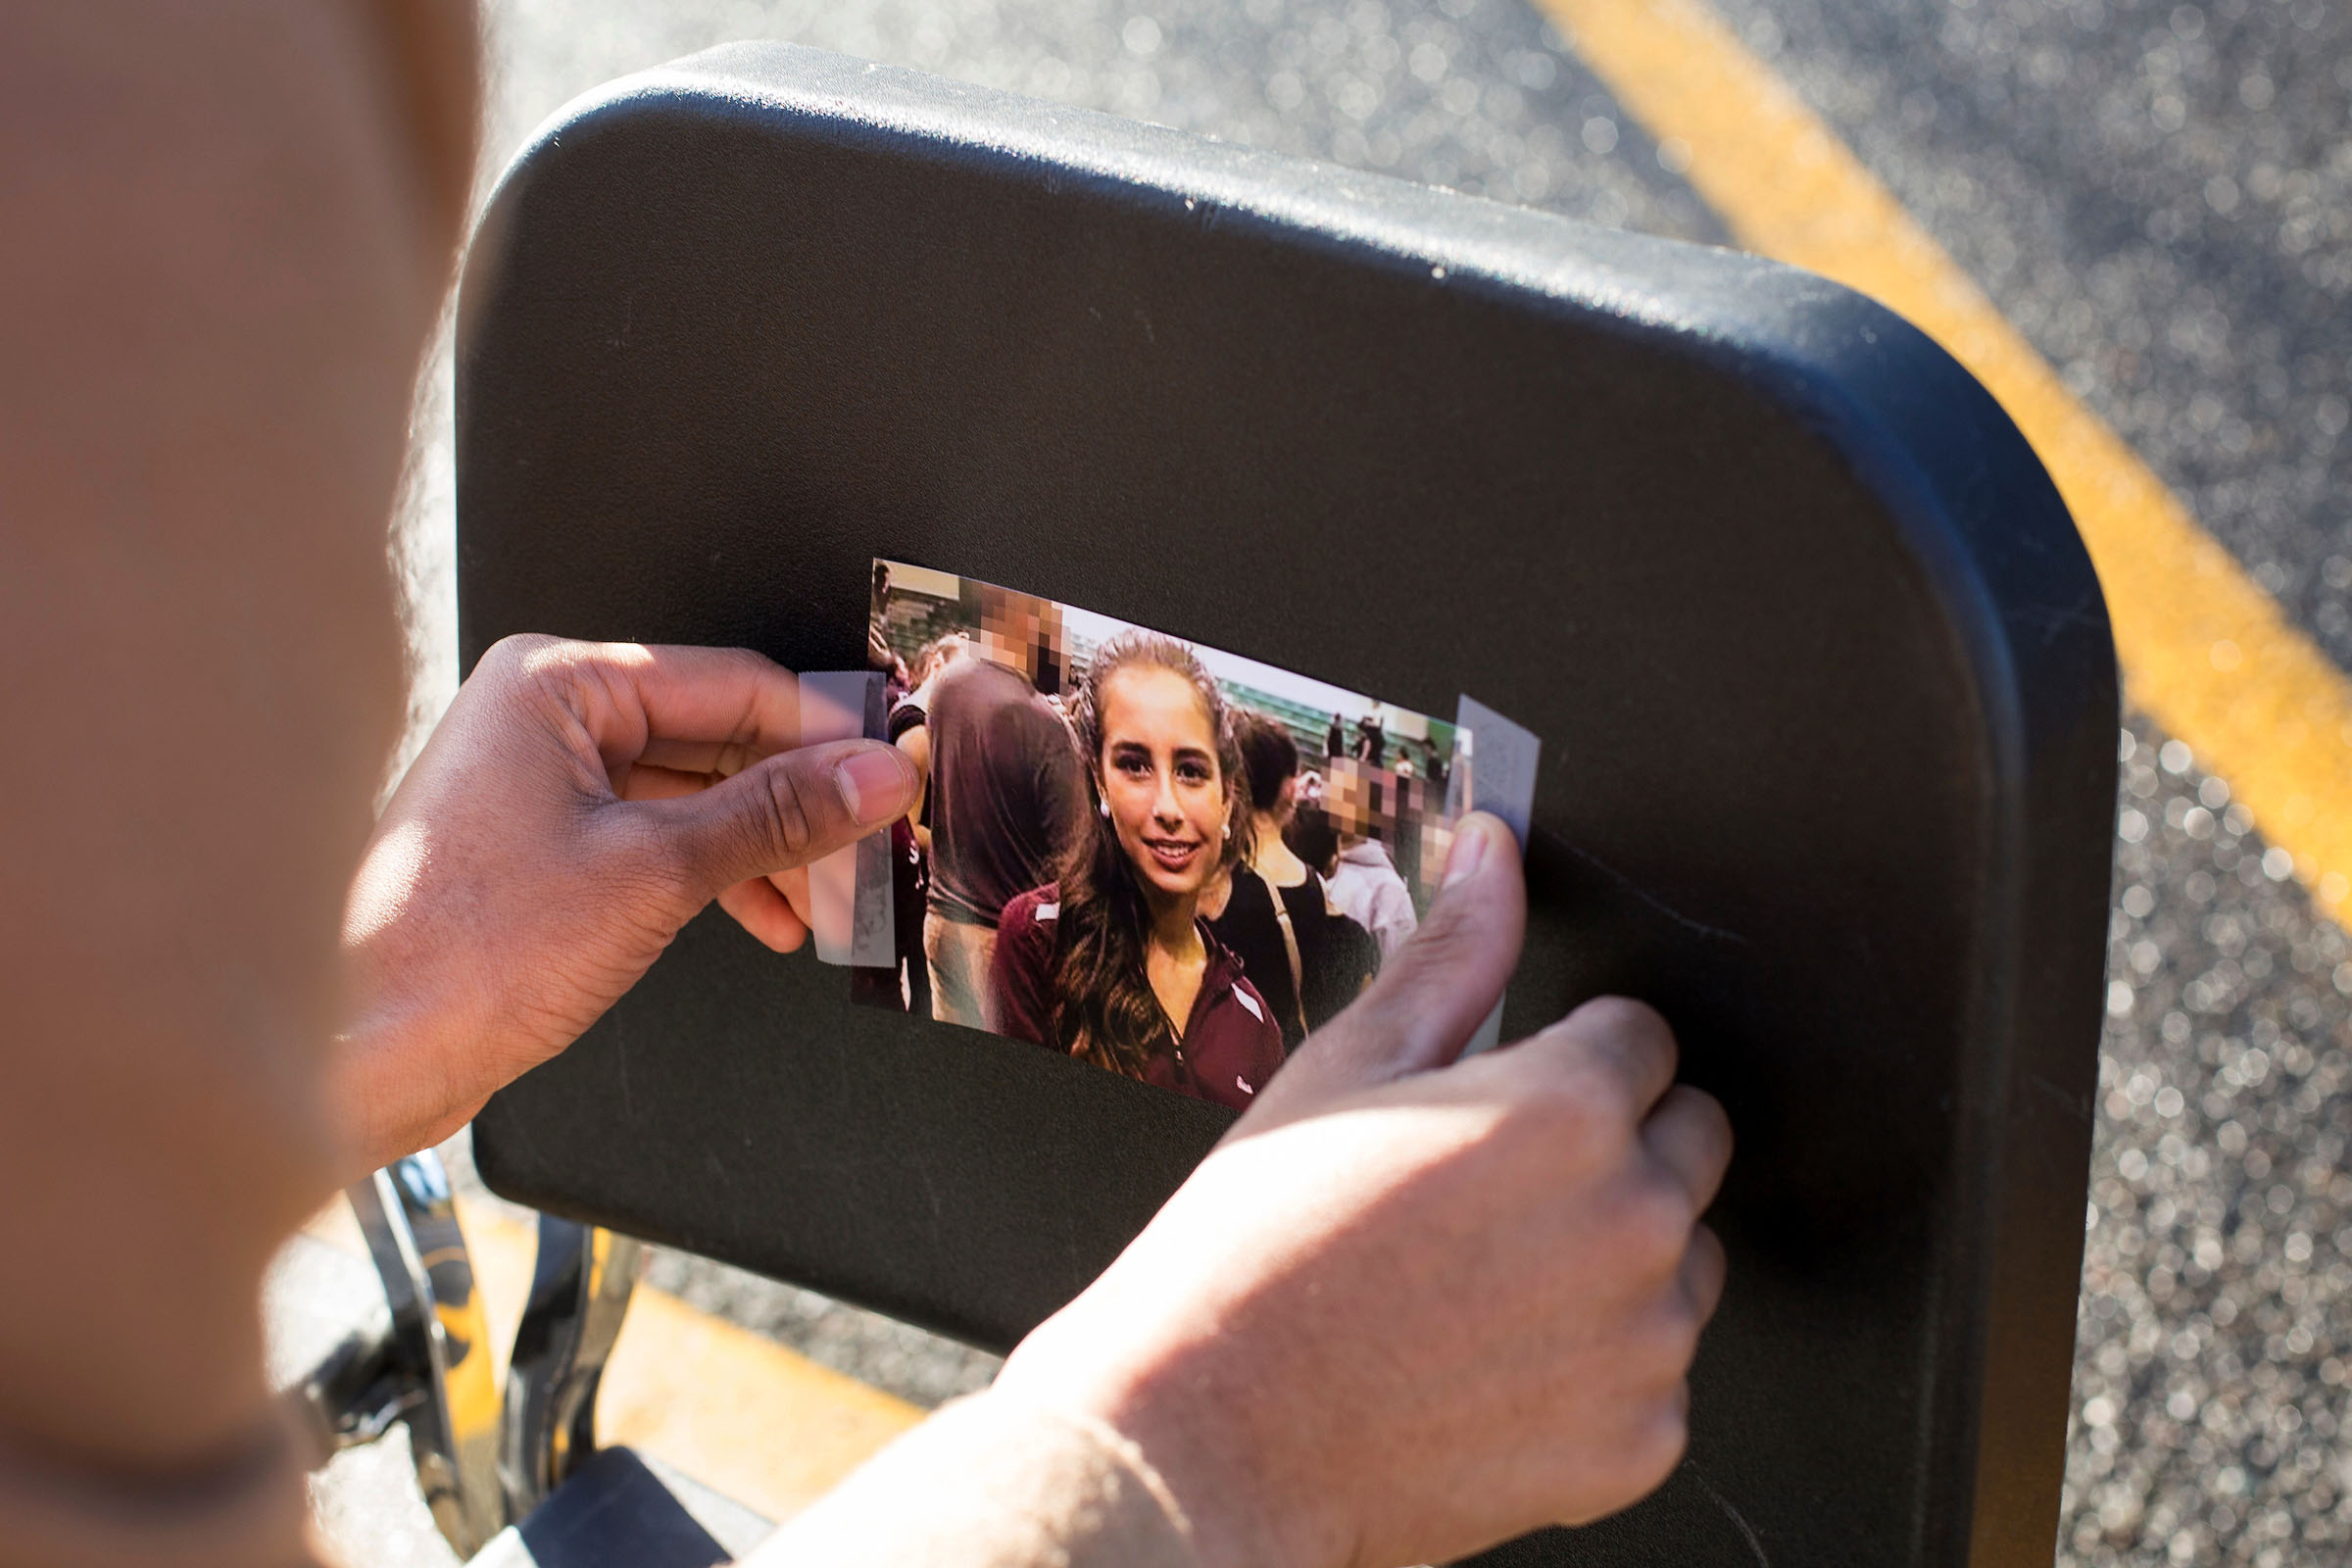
[1453,694,1542,1054]
[801,671,897,966]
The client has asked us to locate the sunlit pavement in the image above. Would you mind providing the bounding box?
[334,1,2352,1562]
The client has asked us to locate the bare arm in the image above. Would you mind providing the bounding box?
[897,721,933,853]
[0,0,474,1544]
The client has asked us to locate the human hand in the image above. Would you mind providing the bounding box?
[333,634,917,1170]
[992,812,1731,1568]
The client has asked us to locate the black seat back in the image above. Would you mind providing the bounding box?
[461,44,2115,1566]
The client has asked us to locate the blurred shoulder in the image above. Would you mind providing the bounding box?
[998,882,1064,938]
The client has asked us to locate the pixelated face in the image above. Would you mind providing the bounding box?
[1096,664,1229,904]
[976,589,1065,685]
[1324,758,1370,835]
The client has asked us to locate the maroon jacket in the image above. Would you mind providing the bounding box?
[989,884,1285,1111]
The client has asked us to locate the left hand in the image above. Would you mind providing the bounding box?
[989,814,1731,1568]
[332,634,916,1170]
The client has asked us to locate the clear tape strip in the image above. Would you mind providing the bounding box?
[1453,695,1541,1054]
[801,671,896,966]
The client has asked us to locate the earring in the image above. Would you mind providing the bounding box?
[1099,797,1111,819]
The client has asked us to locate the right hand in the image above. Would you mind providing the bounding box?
[334,634,918,1170]
[993,811,1731,1568]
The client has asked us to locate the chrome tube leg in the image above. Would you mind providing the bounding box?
[348,1151,509,1559]
[500,1214,646,1520]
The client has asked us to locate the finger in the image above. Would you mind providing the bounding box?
[634,662,860,777]
[766,864,813,928]
[1515,996,1680,1122]
[649,738,917,901]
[1682,1223,1728,1321]
[1641,1082,1732,1211]
[520,639,811,776]
[1280,812,1526,1092]
[718,877,809,953]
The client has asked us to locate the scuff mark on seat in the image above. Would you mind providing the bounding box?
[1688,1464,1771,1566]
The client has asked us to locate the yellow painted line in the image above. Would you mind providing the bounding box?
[595,1274,923,1520]
[304,1199,923,1524]
[1536,0,2352,912]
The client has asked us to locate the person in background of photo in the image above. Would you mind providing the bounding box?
[1200,712,1309,1051]
[989,632,1283,1109]
[858,633,967,1015]
[1423,734,1451,794]
[1206,713,1380,1054]
[1326,710,1346,759]
[923,590,1085,1028]
[868,560,909,687]
[1322,759,1420,960]
[1281,801,1383,1021]
[1330,831,1417,960]
[1285,801,1341,881]
[890,632,971,861]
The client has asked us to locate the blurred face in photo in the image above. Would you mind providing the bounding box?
[913,632,969,691]
[1096,664,1231,904]
[1325,758,1372,839]
[974,586,1063,688]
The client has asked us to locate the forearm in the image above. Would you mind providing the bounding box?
[0,0,473,1474]
[333,828,512,1173]
[748,1400,1195,1568]
[0,0,476,1554]
[746,1394,1198,1568]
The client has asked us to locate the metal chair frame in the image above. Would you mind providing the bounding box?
[289,1150,647,1561]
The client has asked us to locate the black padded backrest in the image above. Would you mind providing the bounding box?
[460,43,2115,1568]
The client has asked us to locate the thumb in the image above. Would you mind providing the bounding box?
[1262,812,1528,1105]
[646,738,917,905]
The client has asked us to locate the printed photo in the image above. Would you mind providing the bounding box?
[854,560,1470,1110]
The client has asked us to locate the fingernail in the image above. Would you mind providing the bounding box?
[1443,818,1491,887]
[835,746,911,824]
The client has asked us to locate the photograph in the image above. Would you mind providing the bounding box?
[855,559,1469,1109]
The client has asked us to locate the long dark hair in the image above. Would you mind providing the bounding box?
[1284,801,1341,877]
[1233,710,1298,816]
[1051,631,1246,1079]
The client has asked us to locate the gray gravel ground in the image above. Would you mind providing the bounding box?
[1675,2,2352,1559]
[355,0,2352,1561]
[1705,0,2352,668]
[2083,722,2352,1566]
[637,1246,1004,1408]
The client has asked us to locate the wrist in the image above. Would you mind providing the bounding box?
[330,905,505,1172]
[327,999,482,1175]
[333,828,517,1172]
[994,1322,1336,1568]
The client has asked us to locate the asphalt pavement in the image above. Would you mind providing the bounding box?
[351,0,2352,1562]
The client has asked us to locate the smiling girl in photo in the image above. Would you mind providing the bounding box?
[987,631,1284,1109]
